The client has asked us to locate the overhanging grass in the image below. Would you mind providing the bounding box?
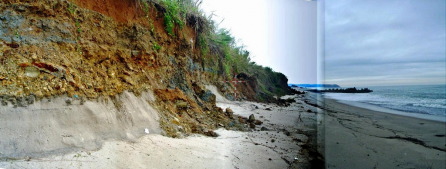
[139,0,291,100]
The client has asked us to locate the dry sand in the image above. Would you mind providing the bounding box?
[0,87,319,169]
[0,91,161,158]
[320,98,446,169]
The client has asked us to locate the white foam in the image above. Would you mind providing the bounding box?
[335,100,446,123]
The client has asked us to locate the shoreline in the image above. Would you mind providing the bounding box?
[319,95,446,168]
[329,97,446,123]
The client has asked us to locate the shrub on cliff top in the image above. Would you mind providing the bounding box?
[160,0,184,36]
[147,0,205,36]
[144,0,291,99]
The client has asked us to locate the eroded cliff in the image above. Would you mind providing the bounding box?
[0,0,294,157]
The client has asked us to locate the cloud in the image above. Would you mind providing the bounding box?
[325,0,446,86]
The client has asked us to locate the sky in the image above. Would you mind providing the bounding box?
[201,0,318,84]
[201,0,445,87]
[325,0,446,87]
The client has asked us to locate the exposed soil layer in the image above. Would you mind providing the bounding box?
[0,0,297,142]
[73,0,142,23]
[0,0,199,99]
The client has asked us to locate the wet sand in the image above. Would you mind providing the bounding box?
[320,98,446,169]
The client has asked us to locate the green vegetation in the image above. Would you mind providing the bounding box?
[74,18,82,54]
[141,0,205,36]
[14,30,20,39]
[67,2,76,15]
[200,25,290,100]
[141,0,150,16]
[159,0,185,36]
[75,20,82,33]
[153,42,162,51]
[198,35,209,55]
[163,14,175,36]
[140,0,291,100]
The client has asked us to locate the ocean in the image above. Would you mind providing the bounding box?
[323,84,446,121]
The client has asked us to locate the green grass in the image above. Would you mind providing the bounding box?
[14,30,20,39]
[67,2,76,14]
[75,20,82,33]
[198,35,209,55]
[164,14,175,36]
[141,0,291,100]
[153,42,162,51]
[141,0,150,16]
[159,0,186,36]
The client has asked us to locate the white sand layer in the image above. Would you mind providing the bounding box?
[0,91,161,158]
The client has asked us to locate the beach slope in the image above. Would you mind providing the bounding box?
[321,98,446,169]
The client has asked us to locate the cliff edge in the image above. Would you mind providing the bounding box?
[0,0,294,158]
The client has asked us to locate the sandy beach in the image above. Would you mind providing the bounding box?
[3,87,443,169]
[317,97,446,169]
[0,89,321,169]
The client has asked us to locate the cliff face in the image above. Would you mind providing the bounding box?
[1,0,199,98]
[0,0,292,138]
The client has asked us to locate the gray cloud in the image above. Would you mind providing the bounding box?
[325,0,445,86]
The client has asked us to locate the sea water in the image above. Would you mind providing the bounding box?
[323,84,446,121]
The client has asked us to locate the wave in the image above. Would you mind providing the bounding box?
[324,89,446,117]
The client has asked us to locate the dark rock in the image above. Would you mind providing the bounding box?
[25,95,35,105]
[200,90,216,104]
[80,97,86,105]
[306,109,312,113]
[192,82,204,94]
[225,108,234,118]
[65,99,72,105]
[248,114,255,123]
[284,130,291,136]
[250,104,259,109]
[192,83,216,104]
[293,138,302,142]
[1,100,7,106]
[254,120,263,125]
[16,97,27,107]
[204,130,219,137]
[265,108,272,111]
[261,127,268,131]
[6,42,20,48]
[235,72,249,80]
